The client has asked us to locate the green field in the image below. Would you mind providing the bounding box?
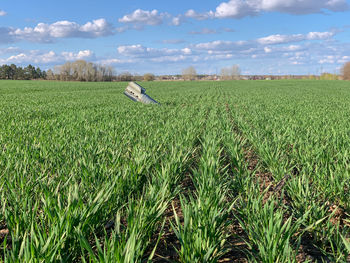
[0,80,349,262]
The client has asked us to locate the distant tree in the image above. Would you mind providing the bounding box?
[308,74,317,80]
[220,65,241,80]
[35,67,43,79]
[143,73,155,81]
[0,64,45,80]
[9,64,18,79]
[182,66,197,81]
[320,73,339,80]
[86,62,97,82]
[119,72,133,82]
[46,69,55,80]
[58,62,72,81]
[24,64,38,79]
[106,66,115,81]
[342,62,350,80]
[41,70,47,80]
[50,60,115,82]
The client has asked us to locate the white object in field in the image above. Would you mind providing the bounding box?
[124,82,159,104]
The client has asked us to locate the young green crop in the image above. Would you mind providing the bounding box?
[1,79,350,262]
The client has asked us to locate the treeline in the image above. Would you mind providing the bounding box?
[0,60,118,82]
[0,64,46,80]
[50,60,115,82]
[49,61,156,82]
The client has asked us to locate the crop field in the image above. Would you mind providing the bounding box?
[0,79,350,262]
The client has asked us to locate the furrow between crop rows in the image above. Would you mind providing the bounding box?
[223,89,350,262]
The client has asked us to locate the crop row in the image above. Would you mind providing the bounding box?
[1,80,349,262]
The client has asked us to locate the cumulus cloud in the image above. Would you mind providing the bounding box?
[98,58,135,65]
[0,10,6,16]
[319,56,335,64]
[103,40,350,74]
[263,45,304,54]
[61,50,95,61]
[119,9,167,26]
[12,19,114,41]
[0,19,114,44]
[172,16,182,26]
[258,0,348,14]
[1,49,95,65]
[194,40,251,51]
[0,46,21,55]
[185,9,214,20]
[117,44,192,58]
[186,0,349,20]
[257,31,335,45]
[110,30,339,70]
[172,13,190,26]
[215,0,259,19]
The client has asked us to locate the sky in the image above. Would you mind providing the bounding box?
[0,0,350,75]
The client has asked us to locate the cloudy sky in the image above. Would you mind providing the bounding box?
[0,0,349,75]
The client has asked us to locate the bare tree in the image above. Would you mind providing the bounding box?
[71,60,87,81]
[144,73,155,81]
[46,69,55,80]
[52,60,115,82]
[231,65,241,80]
[220,65,241,80]
[59,62,72,81]
[119,72,134,81]
[342,62,350,80]
[182,66,197,81]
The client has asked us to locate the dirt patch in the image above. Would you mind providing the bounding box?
[151,199,182,262]
[0,228,9,242]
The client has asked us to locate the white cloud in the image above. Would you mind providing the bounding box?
[215,0,259,19]
[119,9,166,26]
[307,31,335,40]
[171,15,187,26]
[185,9,214,20]
[13,19,113,40]
[98,58,135,65]
[261,45,304,55]
[319,58,335,64]
[264,47,272,53]
[79,19,114,37]
[258,0,348,14]
[117,44,192,58]
[61,50,95,61]
[0,10,6,16]
[1,50,95,64]
[150,55,187,63]
[0,19,114,43]
[0,46,21,55]
[194,40,251,51]
[337,55,350,64]
[257,31,335,45]
[258,34,304,45]
[110,30,341,73]
[114,44,196,65]
[182,48,192,55]
[186,0,349,20]
[117,45,149,56]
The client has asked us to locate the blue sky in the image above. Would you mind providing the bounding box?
[0,0,349,75]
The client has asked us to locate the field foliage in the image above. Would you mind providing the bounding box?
[0,80,349,262]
